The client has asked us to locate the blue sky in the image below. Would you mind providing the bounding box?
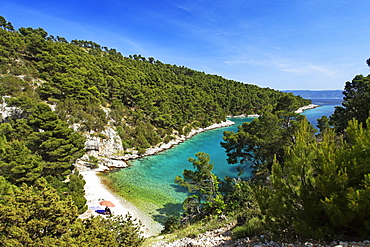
[2,0,370,90]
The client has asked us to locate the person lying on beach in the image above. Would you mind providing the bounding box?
[105,206,111,215]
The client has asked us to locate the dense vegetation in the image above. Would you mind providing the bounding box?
[172,72,370,241]
[0,16,309,151]
[5,14,367,245]
[0,177,144,246]
[0,16,312,245]
[331,74,370,133]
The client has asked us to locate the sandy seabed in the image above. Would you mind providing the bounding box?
[76,106,318,238]
[77,163,163,237]
[76,120,237,237]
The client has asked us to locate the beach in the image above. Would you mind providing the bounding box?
[76,105,318,237]
[295,103,319,113]
[77,162,164,237]
[77,119,236,237]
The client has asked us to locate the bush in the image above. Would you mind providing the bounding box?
[164,135,175,144]
[232,217,264,239]
[162,214,182,233]
[137,147,146,155]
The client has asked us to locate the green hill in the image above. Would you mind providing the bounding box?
[1,16,370,245]
[0,16,310,151]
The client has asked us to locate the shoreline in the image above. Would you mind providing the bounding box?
[295,103,319,113]
[107,119,237,162]
[77,162,164,237]
[77,104,319,237]
[76,119,237,237]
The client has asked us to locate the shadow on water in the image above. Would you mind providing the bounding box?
[152,202,184,224]
[227,165,239,173]
[170,183,189,193]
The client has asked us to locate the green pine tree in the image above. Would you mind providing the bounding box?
[175,152,225,222]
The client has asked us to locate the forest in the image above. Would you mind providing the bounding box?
[172,74,370,242]
[0,16,310,152]
[0,15,369,245]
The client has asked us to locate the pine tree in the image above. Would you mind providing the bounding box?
[0,177,79,245]
[0,177,144,246]
[254,118,370,240]
[221,111,308,176]
[175,152,225,221]
[0,137,43,185]
[26,103,86,176]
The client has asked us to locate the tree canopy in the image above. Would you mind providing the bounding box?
[254,118,370,240]
[0,16,310,151]
[221,110,312,177]
[171,60,370,241]
[331,74,370,133]
[0,177,144,246]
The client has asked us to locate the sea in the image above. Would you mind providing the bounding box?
[105,98,343,220]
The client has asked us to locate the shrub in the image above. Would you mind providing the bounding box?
[232,217,264,239]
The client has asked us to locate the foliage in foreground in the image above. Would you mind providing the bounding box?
[172,87,370,241]
[174,152,225,223]
[254,118,370,240]
[0,176,144,246]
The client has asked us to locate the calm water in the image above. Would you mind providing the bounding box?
[303,98,343,129]
[106,98,343,219]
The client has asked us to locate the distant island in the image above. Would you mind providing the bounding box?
[284,90,343,99]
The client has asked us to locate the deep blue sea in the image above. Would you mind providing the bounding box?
[106,98,343,218]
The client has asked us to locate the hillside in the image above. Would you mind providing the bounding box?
[1,16,370,246]
[0,17,310,153]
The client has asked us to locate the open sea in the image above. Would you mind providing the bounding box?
[105,98,343,221]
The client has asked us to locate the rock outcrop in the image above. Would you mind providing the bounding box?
[0,96,23,120]
[80,119,236,170]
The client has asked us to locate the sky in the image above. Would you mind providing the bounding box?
[1,0,370,90]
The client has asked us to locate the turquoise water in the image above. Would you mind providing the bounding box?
[107,117,254,218]
[107,99,342,219]
[302,98,343,129]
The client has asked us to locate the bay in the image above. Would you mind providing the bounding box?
[303,98,343,129]
[106,117,254,218]
[106,98,343,220]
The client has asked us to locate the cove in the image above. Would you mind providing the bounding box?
[105,117,254,219]
[105,98,343,221]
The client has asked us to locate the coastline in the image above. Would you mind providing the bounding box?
[108,119,236,162]
[76,119,236,237]
[225,104,320,118]
[77,162,163,237]
[295,103,319,113]
[76,104,319,237]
